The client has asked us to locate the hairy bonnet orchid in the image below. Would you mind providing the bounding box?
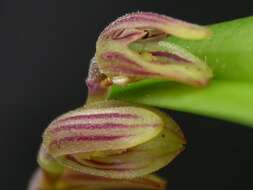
[38,100,185,179]
[95,12,212,87]
[30,11,217,190]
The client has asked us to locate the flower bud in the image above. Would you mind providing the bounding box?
[39,100,185,179]
[96,12,212,86]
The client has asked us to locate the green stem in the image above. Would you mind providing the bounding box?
[110,79,253,126]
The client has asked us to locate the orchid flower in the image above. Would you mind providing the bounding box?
[38,100,185,179]
[87,12,212,102]
[30,12,214,190]
[96,12,212,86]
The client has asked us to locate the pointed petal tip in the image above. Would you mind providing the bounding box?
[172,24,212,40]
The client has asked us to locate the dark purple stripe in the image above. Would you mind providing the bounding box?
[102,52,143,68]
[50,135,127,148]
[113,31,143,40]
[112,28,125,38]
[62,172,109,181]
[56,113,138,124]
[103,15,166,36]
[49,123,157,134]
[151,51,192,63]
[86,159,124,166]
[101,12,184,42]
[109,65,160,76]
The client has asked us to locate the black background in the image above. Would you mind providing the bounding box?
[1,1,253,190]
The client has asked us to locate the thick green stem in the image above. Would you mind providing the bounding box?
[110,79,253,126]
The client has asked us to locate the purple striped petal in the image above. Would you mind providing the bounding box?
[39,100,185,179]
[95,12,213,86]
[55,112,186,179]
[101,12,211,41]
[42,100,164,158]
